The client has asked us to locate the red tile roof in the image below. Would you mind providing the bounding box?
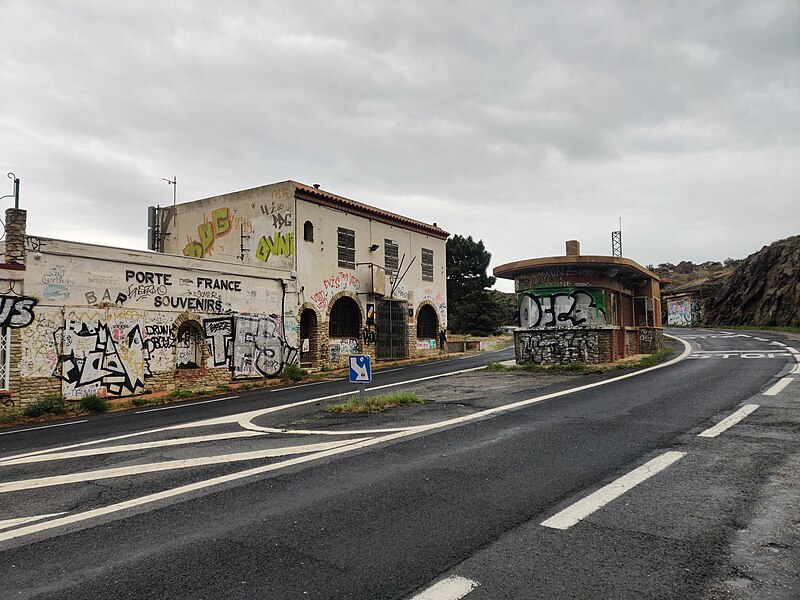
[292,182,449,240]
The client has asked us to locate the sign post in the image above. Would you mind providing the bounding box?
[348,354,372,406]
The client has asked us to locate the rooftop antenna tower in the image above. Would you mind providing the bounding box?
[611,217,622,257]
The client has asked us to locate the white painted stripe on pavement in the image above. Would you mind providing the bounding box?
[691,350,790,353]
[771,341,788,347]
[0,431,268,465]
[0,420,89,436]
[0,337,693,541]
[763,378,794,397]
[0,513,67,531]
[410,576,480,600]
[698,404,760,438]
[540,451,686,530]
[0,438,371,493]
[134,396,238,413]
[0,365,489,464]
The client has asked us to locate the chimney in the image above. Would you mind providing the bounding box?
[565,239,580,256]
[4,208,27,265]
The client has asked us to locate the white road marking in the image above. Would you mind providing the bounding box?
[771,341,788,347]
[698,404,760,437]
[0,438,371,493]
[0,420,89,436]
[753,337,768,341]
[376,367,404,373]
[0,337,693,541]
[763,377,795,396]
[270,381,327,392]
[0,431,268,465]
[410,576,480,600]
[690,350,790,353]
[134,396,238,413]
[0,513,67,531]
[540,451,687,530]
[0,365,490,464]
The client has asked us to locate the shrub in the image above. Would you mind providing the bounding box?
[327,392,424,414]
[23,394,68,418]
[280,363,308,383]
[485,361,509,372]
[79,395,109,413]
[0,408,24,424]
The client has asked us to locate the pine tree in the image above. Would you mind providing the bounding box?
[446,235,502,336]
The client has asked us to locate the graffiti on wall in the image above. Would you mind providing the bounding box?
[255,232,294,264]
[518,331,600,364]
[202,314,298,377]
[667,298,701,326]
[58,308,146,398]
[326,338,360,363]
[20,307,63,378]
[0,296,37,328]
[310,273,362,311]
[183,207,233,258]
[515,268,596,291]
[143,312,176,374]
[518,289,606,329]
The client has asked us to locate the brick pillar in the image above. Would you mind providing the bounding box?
[5,208,27,264]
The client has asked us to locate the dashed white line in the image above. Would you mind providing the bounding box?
[0,420,89,436]
[540,451,687,530]
[698,404,760,438]
[763,378,795,397]
[134,396,238,413]
[410,576,480,600]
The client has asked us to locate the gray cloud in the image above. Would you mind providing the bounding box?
[1,0,797,292]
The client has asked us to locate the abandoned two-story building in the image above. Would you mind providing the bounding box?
[0,181,448,406]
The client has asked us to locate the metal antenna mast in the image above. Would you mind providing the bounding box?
[611,217,622,257]
[162,176,176,206]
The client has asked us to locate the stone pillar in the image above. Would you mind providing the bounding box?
[5,208,27,264]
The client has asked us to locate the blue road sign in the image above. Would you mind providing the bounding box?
[348,354,372,384]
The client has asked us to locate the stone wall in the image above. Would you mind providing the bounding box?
[638,328,664,354]
[625,328,639,356]
[516,329,605,365]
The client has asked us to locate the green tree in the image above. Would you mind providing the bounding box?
[446,235,504,336]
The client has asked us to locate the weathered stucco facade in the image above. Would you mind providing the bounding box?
[0,181,448,406]
[495,241,663,365]
[159,181,448,369]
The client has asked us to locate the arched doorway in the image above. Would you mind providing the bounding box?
[299,308,318,366]
[416,304,438,341]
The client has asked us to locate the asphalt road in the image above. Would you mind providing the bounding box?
[0,329,797,599]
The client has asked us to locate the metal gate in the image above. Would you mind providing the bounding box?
[376,299,408,360]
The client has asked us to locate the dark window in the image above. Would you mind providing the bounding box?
[338,227,355,269]
[176,321,202,369]
[421,248,434,281]
[304,221,314,242]
[417,305,438,339]
[329,296,360,337]
[384,239,399,274]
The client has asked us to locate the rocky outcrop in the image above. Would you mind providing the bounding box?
[704,235,800,327]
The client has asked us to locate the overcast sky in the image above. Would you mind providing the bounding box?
[2,1,798,292]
